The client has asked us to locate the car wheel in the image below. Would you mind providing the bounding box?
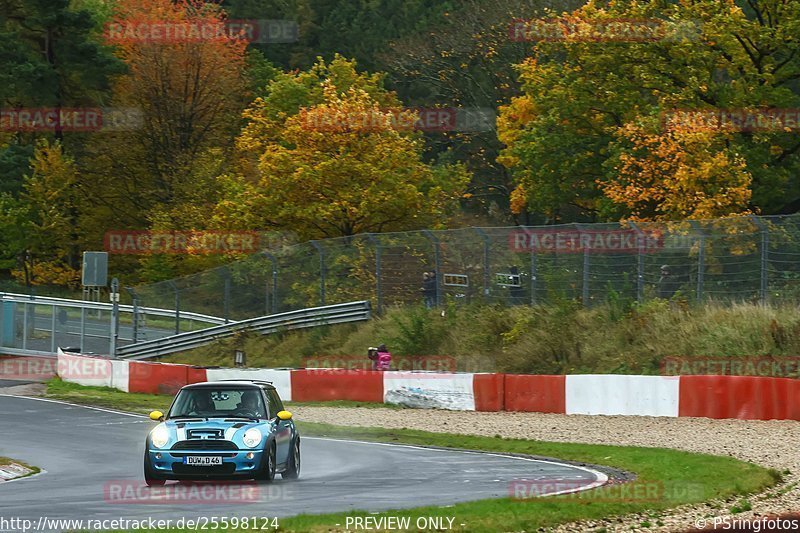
[257,443,276,483]
[144,451,166,487]
[281,438,300,480]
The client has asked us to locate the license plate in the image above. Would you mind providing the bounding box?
[183,456,223,466]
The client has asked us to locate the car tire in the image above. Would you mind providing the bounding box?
[281,438,300,480]
[144,450,166,487]
[257,442,276,483]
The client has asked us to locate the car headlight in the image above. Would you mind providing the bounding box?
[150,425,169,449]
[243,428,262,448]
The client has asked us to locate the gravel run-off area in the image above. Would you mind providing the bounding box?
[293,406,800,532]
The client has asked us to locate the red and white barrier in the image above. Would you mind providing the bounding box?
[54,350,800,422]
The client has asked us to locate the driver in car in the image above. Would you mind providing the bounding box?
[192,391,215,415]
[236,390,263,418]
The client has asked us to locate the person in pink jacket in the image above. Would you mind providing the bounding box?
[368,344,392,371]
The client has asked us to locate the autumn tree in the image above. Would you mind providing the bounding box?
[216,56,469,240]
[0,141,82,287]
[499,0,800,222]
[79,0,248,234]
[600,119,752,221]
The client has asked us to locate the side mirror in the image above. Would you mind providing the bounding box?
[276,410,292,421]
[149,410,164,422]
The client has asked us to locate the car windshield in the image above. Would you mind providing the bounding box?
[169,388,266,419]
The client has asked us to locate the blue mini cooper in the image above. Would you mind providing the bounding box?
[144,380,300,485]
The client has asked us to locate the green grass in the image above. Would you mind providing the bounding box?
[44,378,392,412]
[45,379,780,532]
[46,378,173,415]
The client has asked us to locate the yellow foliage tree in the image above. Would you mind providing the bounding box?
[601,120,753,221]
[219,57,469,240]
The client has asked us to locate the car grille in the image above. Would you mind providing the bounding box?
[172,463,237,475]
[172,440,238,451]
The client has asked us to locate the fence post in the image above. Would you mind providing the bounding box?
[423,230,442,307]
[223,270,231,323]
[367,234,382,315]
[689,221,706,303]
[263,252,278,315]
[576,224,590,306]
[310,241,326,306]
[473,228,491,300]
[629,222,645,302]
[168,281,181,332]
[750,215,769,305]
[530,247,537,306]
[125,286,140,343]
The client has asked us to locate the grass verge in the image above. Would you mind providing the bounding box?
[0,457,39,479]
[44,378,394,412]
[42,378,780,531]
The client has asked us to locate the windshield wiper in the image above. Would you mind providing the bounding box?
[172,417,208,422]
[224,417,260,422]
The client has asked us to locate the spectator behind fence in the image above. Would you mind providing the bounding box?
[658,265,679,299]
[421,271,437,308]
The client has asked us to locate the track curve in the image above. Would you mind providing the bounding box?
[0,394,606,525]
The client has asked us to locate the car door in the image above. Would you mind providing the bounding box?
[266,388,292,464]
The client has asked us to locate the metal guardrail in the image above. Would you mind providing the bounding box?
[0,292,226,325]
[116,301,372,360]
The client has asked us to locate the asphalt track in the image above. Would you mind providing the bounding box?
[0,393,607,530]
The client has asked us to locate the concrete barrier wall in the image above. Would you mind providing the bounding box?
[566,375,680,417]
[384,371,475,410]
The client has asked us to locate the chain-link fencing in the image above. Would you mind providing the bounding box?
[129,215,800,321]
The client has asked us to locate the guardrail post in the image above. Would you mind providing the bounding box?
[310,241,326,306]
[110,277,120,357]
[423,230,442,307]
[629,222,646,302]
[473,228,491,300]
[80,306,86,352]
[367,234,382,315]
[22,302,28,351]
[50,304,56,354]
[750,215,769,305]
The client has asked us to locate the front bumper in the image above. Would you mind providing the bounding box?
[147,448,264,479]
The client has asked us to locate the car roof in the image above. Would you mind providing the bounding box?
[180,380,276,391]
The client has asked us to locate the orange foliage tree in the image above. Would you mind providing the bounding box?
[600,119,753,222]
